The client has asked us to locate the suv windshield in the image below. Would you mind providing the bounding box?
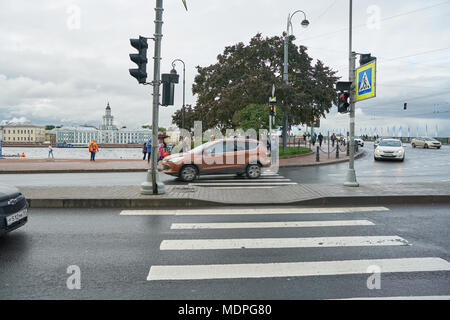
[380,140,401,147]
[188,141,216,154]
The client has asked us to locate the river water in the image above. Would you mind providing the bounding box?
[2,147,144,160]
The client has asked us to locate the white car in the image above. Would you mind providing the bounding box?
[354,137,364,147]
[374,139,405,162]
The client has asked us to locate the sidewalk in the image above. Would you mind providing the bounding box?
[0,144,362,173]
[22,182,450,208]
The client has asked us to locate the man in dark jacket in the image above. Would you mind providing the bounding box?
[318,133,324,147]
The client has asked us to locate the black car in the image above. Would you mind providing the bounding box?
[0,184,28,236]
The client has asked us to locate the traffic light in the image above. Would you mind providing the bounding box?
[360,53,376,66]
[129,36,148,84]
[404,102,407,110]
[269,97,276,116]
[161,70,179,106]
[338,92,350,113]
[269,105,275,116]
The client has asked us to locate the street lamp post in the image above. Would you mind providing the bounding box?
[282,10,309,149]
[344,0,359,187]
[141,0,165,195]
[171,59,186,130]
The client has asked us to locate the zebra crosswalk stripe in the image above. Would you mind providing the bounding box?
[147,257,450,281]
[120,206,390,216]
[159,236,409,251]
[170,220,376,230]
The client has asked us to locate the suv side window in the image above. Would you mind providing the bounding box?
[207,142,225,154]
[225,140,237,152]
[236,141,246,151]
[245,141,258,150]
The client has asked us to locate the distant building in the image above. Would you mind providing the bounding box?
[54,102,152,145]
[44,131,57,145]
[0,123,45,143]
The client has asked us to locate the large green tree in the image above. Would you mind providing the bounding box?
[172,33,339,131]
[235,104,283,132]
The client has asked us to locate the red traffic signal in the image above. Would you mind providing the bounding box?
[404,103,407,110]
[338,92,350,113]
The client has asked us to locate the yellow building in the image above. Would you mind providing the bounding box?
[1,124,45,143]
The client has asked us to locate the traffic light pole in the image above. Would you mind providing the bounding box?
[344,0,359,187]
[141,0,165,195]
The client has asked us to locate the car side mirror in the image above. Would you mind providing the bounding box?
[203,149,211,155]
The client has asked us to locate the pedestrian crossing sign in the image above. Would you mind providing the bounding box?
[356,59,376,102]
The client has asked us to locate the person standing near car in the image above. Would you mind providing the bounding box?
[142,142,148,161]
[146,138,152,163]
[89,140,99,161]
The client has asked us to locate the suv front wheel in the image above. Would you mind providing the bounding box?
[179,165,198,182]
[246,163,261,179]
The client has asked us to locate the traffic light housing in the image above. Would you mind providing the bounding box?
[404,102,407,110]
[129,36,148,84]
[269,97,276,116]
[269,105,275,116]
[338,92,350,113]
[161,71,179,106]
[360,53,376,66]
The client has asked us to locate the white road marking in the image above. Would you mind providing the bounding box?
[335,296,450,300]
[189,182,298,186]
[147,257,450,281]
[208,187,276,190]
[171,220,375,230]
[160,236,408,250]
[194,179,292,182]
[120,206,390,216]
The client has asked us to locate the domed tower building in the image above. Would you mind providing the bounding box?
[100,102,118,143]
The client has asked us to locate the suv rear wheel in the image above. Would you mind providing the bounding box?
[246,163,261,179]
[179,165,198,182]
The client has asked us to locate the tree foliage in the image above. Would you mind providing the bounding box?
[235,104,283,132]
[172,33,339,132]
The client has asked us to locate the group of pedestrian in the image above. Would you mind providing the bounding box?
[303,132,324,147]
[142,139,168,163]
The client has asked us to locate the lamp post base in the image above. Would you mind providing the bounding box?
[344,169,359,187]
[141,171,166,195]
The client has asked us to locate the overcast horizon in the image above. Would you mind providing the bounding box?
[1,0,449,136]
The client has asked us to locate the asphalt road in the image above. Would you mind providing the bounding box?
[282,142,450,185]
[0,204,448,300]
[0,142,448,188]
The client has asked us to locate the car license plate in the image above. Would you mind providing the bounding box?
[6,208,28,226]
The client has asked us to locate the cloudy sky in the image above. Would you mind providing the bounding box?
[0,0,449,136]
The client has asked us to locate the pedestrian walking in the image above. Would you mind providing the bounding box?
[146,139,152,163]
[331,133,336,147]
[48,144,54,159]
[89,140,99,161]
[142,142,148,160]
[318,133,324,147]
[311,133,317,146]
